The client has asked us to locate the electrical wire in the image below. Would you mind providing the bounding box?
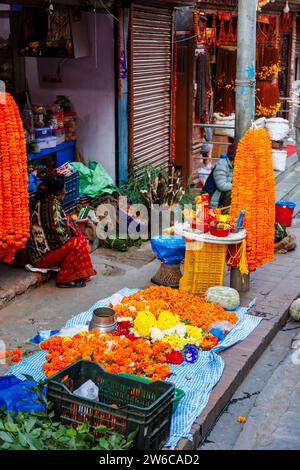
[98,0,120,23]
[96,0,206,44]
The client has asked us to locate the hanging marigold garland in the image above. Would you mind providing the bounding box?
[280,12,293,34]
[230,128,275,272]
[0,93,30,263]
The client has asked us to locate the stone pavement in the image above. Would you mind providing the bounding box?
[0,242,158,376]
[200,319,300,449]
[175,223,300,450]
[0,262,51,311]
[1,227,300,450]
[233,339,300,450]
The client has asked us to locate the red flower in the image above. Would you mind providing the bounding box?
[166,350,183,365]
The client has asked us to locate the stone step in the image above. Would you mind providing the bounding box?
[290,188,300,218]
[275,153,299,184]
[276,164,300,200]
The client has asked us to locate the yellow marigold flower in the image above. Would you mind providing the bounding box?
[157,310,180,330]
[133,310,157,337]
[186,325,204,345]
[161,333,197,350]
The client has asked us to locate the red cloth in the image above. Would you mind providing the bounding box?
[286,145,297,158]
[34,231,95,284]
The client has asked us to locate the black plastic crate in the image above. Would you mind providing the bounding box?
[64,171,79,206]
[63,198,79,214]
[46,360,174,450]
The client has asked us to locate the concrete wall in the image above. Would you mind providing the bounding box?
[25,13,116,181]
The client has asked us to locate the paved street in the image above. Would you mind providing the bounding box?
[0,242,158,375]
[200,324,300,450]
[1,231,300,449]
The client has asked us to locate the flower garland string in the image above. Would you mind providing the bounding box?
[0,93,30,263]
[230,128,275,272]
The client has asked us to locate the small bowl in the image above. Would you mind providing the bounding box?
[210,226,230,238]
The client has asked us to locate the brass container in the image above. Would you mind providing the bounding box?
[88,307,116,333]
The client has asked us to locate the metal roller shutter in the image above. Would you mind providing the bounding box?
[129,3,174,175]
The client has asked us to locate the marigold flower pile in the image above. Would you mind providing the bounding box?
[41,330,172,380]
[41,287,238,379]
[230,128,275,272]
[0,93,30,263]
[114,285,238,332]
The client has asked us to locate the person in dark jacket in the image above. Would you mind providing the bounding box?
[210,144,236,209]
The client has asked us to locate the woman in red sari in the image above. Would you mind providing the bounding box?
[21,174,96,287]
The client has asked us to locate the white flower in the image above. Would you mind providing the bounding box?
[128,306,136,313]
[117,316,133,322]
[128,362,135,368]
[175,323,186,337]
[150,328,163,341]
[106,340,115,351]
[131,328,140,337]
[163,326,176,336]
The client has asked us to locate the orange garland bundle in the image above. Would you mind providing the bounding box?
[41,331,172,380]
[0,93,29,263]
[230,128,275,272]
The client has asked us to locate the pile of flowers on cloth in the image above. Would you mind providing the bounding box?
[41,286,238,380]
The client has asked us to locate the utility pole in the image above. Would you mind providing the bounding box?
[235,0,257,141]
[231,0,257,292]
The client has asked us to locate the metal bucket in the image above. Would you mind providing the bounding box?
[88,307,116,333]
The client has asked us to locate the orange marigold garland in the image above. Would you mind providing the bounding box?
[41,331,172,381]
[0,92,29,263]
[230,128,275,272]
[113,285,238,331]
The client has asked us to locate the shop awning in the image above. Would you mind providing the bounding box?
[3,0,196,11]
[196,0,300,13]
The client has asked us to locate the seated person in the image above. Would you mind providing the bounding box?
[203,144,236,209]
[17,174,96,288]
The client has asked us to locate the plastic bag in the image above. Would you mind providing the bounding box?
[74,380,99,401]
[70,161,116,199]
[209,320,235,341]
[110,293,124,307]
[205,286,240,310]
[0,375,46,414]
[290,298,300,322]
[151,236,185,265]
[27,329,60,344]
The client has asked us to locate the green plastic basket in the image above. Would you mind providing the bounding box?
[118,373,185,414]
[47,360,174,450]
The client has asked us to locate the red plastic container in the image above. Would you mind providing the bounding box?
[210,226,230,237]
[275,201,296,227]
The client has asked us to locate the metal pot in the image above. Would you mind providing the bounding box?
[88,307,116,333]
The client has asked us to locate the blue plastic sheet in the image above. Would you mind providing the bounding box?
[151,236,185,265]
[27,173,41,193]
[27,330,60,345]
[0,375,45,414]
